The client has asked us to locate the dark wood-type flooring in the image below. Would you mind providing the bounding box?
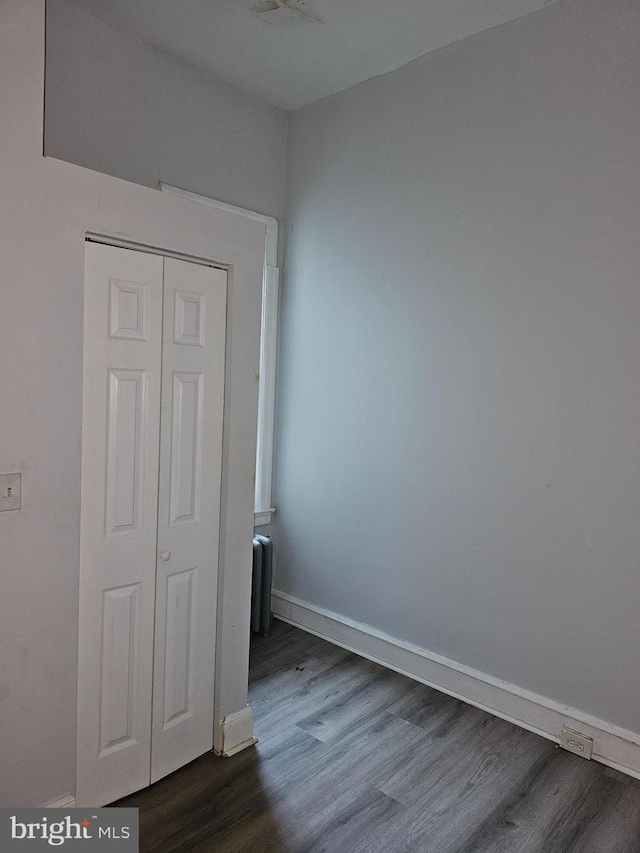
[119,620,640,852]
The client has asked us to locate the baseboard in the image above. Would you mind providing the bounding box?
[272,589,640,781]
[218,705,258,758]
[42,794,76,808]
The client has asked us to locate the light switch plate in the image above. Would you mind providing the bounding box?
[0,473,22,511]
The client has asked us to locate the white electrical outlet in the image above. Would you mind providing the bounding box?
[560,725,593,759]
[0,473,22,511]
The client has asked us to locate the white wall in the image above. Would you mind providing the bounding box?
[0,0,265,807]
[275,0,640,734]
[45,0,287,219]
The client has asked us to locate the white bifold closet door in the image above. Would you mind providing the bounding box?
[77,242,227,807]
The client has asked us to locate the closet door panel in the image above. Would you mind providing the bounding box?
[78,243,163,806]
[151,258,227,783]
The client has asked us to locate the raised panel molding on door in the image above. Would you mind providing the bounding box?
[104,369,148,537]
[174,289,205,347]
[162,569,197,728]
[78,243,163,807]
[99,584,141,756]
[78,244,227,805]
[109,280,150,341]
[169,371,204,526]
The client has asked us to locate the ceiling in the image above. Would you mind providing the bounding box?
[65,0,559,110]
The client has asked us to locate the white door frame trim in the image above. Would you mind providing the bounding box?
[160,184,279,527]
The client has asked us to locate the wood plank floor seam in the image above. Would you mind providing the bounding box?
[118,619,640,852]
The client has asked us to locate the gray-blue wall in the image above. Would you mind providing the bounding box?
[45,0,287,219]
[274,0,640,732]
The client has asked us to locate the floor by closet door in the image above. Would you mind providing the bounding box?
[151,257,226,782]
[77,243,227,806]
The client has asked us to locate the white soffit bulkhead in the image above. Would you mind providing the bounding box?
[65,0,561,110]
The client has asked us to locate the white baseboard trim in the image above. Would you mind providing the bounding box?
[219,705,258,758]
[42,794,76,808]
[272,589,640,781]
